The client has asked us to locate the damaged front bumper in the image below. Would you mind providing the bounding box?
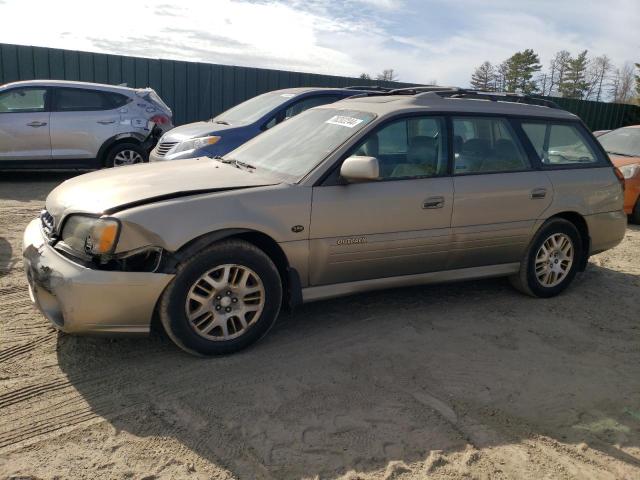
[22,219,174,334]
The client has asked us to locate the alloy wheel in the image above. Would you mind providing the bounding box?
[534,233,574,288]
[185,264,265,341]
[113,149,144,166]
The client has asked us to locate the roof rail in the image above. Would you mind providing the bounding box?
[387,85,455,95]
[434,89,560,109]
[344,85,394,91]
[384,86,560,109]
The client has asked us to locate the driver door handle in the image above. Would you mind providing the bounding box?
[27,121,47,127]
[97,119,116,125]
[530,188,547,199]
[423,196,445,209]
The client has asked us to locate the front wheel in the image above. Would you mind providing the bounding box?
[159,240,282,356]
[510,218,583,298]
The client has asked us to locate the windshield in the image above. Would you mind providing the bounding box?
[225,108,376,182]
[214,91,298,125]
[599,127,640,157]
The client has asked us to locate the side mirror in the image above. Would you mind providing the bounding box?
[340,155,380,183]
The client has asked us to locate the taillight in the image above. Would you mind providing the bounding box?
[614,167,625,192]
[150,114,170,125]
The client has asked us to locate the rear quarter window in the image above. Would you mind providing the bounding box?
[54,88,130,111]
[521,121,604,166]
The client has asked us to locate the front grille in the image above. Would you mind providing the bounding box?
[40,209,55,237]
[155,141,178,157]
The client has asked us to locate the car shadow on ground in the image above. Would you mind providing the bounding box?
[0,172,79,202]
[56,264,640,478]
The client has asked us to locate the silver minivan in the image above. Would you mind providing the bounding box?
[0,80,173,169]
[23,88,626,356]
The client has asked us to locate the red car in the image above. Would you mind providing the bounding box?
[598,125,640,223]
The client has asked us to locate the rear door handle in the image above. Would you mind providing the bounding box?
[530,188,547,199]
[97,120,116,125]
[423,196,445,209]
[27,121,47,127]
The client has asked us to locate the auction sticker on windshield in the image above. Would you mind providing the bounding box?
[325,115,364,128]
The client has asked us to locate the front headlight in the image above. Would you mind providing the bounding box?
[61,215,120,256]
[618,163,640,179]
[173,136,221,154]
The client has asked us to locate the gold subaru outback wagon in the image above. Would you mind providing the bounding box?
[23,88,627,356]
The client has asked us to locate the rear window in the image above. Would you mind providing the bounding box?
[54,88,130,111]
[521,122,602,166]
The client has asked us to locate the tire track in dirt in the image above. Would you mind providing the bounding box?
[0,334,52,363]
[0,378,76,409]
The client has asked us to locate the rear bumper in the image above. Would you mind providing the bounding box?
[22,219,174,334]
[586,210,627,255]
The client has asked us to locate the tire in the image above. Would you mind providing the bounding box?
[630,198,640,225]
[104,142,147,168]
[509,218,583,298]
[159,239,282,356]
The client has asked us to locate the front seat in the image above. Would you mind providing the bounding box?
[391,136,438,178]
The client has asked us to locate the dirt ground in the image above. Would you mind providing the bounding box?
[0,173,639,480]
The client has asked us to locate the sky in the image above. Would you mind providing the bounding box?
[0,0,638,87]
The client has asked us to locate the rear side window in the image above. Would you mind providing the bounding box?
[284,95,343,119]
[521,122,600,166]
[54,88,130,111]
[453,117,530,174]
[0,88,47,113]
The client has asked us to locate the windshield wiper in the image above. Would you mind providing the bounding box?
[606,150,634,157]
[213,120,230,125]
[217,157,256,171]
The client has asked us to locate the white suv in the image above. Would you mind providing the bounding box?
[0,80,173,169]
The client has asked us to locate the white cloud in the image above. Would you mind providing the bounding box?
[0,0,637,88]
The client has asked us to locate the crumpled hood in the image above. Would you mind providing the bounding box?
[160,121,239,142]
[46,158,278,222]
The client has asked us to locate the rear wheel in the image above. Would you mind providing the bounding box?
[510,218,582,298]
[630,197,640,224]
[159,240,282,356]
[105,142,146,168]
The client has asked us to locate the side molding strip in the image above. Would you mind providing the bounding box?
[301,263,520,303]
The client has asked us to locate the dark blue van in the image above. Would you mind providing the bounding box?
[149,87,382,162]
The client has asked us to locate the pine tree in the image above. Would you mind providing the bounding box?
[559,50,590,99]
[502,49,541,94]
[470,61,496,91]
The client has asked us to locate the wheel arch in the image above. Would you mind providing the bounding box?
[98,132,147,167]
[546,211,590,271]
[163,228,301,310]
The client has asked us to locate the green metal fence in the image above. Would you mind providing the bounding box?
[0,43,412,126]
[1,43,639,129]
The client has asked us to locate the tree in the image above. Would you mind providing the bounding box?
[470,61,497,91]
[501,49,541,94]
[547,50,571,97]
[558,50,590,99]
[359,73,372,80]
[635,63,640,98]
[376,69,398,82]
[585,55,612,101]
[609,62,636,103]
